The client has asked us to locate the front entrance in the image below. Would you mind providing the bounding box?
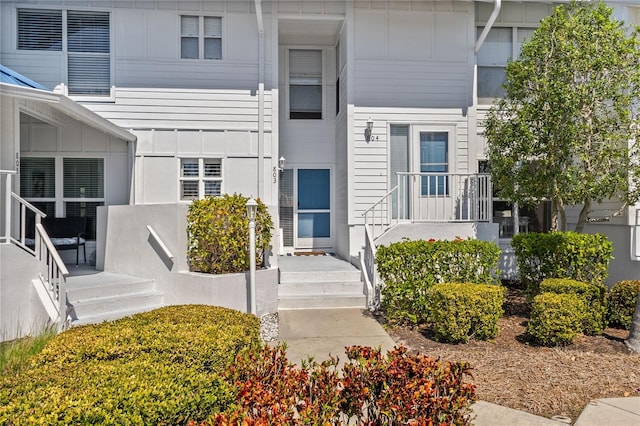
[296,168,331,249]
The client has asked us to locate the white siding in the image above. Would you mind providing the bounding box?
[352,2,474,108]
[351,107,469,225]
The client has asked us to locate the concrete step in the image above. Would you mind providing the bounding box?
[67,277,155,302]
[70,291,163,320]
[279,269,362,284]
[278,294,367,310]
[278,281,364,297]
[70,305,162,327]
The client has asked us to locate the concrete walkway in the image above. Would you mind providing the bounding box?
[277,308,640,425]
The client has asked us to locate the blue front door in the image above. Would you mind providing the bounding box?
[297,169,331,248]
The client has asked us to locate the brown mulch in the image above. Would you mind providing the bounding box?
[382,286,640,421]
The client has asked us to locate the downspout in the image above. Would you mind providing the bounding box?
[475,0,501,53]
[255,0,265,198]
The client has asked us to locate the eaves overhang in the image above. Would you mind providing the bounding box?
[0,83,136,143]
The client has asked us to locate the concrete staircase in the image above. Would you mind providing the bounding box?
[278,256,366,309]
[66,272,162,326]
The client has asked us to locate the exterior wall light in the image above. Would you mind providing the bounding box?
[278,156,286,171]
[365,117,374,142]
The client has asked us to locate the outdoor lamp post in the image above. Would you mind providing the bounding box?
[246,198,258,315]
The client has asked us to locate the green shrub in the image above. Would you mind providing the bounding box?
[426,283,505,343]
[376,239,501,324]
[208,345,475,425]
[187,194,273,274]
[607,280,640,329]
[0,305,260,424]
[512,232,613,296]
[540,278,606,335]
[527,293,586,346]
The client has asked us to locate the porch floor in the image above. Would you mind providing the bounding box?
[277,254,358,273]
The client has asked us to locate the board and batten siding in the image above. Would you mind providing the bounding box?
[352,2,474,109]
[351,108,469,225]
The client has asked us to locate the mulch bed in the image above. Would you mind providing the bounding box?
[382,286,640,421]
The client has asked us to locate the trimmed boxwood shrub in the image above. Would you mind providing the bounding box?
[527,293,586,346]
[0,305,260,424]
[187,193,273,274]
[426,283,505,343]
[376,239,501,324]
[512,232,613,297]
[540,278,606,335]
[607,280,640,329]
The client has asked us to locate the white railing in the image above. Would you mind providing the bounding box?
[1,170,47,253]
[34,223,69,329]
[360,223,380,310]
[363,172,492,240]
[146,225,174,260]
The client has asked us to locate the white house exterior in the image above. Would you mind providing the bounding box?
[1,0,640,338]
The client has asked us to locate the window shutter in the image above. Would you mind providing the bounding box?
[477,27,511,67]
[289,49,322,118]
[17,9,62,51]
[204,17,222,37]
[20,157,56,198]
[63,158,104,199]
[289,49,322,84]
[67,11,110,95]
[181,16,199,59]
[203,159,221,177]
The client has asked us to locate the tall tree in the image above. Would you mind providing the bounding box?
[484,1,640,232]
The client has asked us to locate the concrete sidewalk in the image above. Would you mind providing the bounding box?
[277,308,640,425]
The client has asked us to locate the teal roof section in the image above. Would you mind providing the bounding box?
[0,65,49,90]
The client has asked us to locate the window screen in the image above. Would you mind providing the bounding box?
[20,157,56,198]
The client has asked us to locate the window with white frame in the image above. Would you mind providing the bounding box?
[180,158,222,200]
[289,49,322,119]
[20,157,105,239]
[181,16,222,60]
[17,8,111,96]
[420,132,449,196]
[477,26,535,101]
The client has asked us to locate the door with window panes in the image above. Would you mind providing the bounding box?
[20,157,104,239]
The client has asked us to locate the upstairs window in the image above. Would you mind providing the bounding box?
[17,8,110,96]
[477,27,535,102]
[181,16,222,60]
[17,9,62,51]
[180,158,222,200]
[67,11,110,95]
[289,49,322,119]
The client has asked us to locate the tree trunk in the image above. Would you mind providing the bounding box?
[574,199,592,233]
[551,199,559,231]
[625,295,640,353]
[558,198,567,231]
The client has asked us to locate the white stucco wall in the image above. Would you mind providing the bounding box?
[99,203,278,315]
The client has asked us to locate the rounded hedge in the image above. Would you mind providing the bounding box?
[426,283,505,343]
[527,293,585,346]
[539,278,606,335]
[0,305,260,425]
[607,280,640,329]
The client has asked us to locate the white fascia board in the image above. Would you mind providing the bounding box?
[55,96,136,142]
[0,82,136,143]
